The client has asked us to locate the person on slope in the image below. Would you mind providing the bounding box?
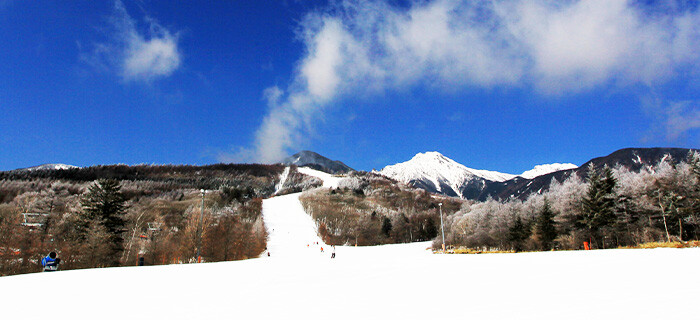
[331,245,336,259]
[41,251,60,272]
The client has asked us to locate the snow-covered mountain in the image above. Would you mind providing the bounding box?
[16,163,79,171]
[378,152,515,199]
[519,163,578,179]
[282,151,353,174]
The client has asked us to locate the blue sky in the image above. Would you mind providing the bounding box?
[1,1,699,173]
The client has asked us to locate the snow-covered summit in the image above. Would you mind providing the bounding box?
[519,163,578,179]
[378,152,515,198]
[17,163,79,171]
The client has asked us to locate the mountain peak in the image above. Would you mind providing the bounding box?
[379,152,515,198]
[282,151,353,174]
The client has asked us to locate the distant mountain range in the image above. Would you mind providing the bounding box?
[10,147,696,202]
[483,147,697,201]
[15,163,79,171]
[281,151,353,174]
[377,148,697,201]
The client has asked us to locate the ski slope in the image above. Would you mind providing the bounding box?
[1,168,699,319]
[263,167,346,259]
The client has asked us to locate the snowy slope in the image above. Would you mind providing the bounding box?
[297,166,341,188]
[264,167,343,259]
[2,166,699,320]
[1,247,698,319]
[379,152,515,198]
[519,163,578,179]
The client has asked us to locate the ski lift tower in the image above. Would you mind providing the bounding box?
[196,189,206,263]
[439,203,445,253]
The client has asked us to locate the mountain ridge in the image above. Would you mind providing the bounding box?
[378,151,516,198]
[281,151,353,174]
[14,163,79,171]
[377,147,697,201]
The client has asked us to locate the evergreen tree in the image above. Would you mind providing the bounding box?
[381,216,392,237]
[508,216,529,252]
[535,198,557,250]
[80,179,127,265]
[578,164,618,247]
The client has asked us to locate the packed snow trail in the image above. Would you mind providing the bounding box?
[263,167,397,259]
[263,167,334,259]
[263,192,329,259]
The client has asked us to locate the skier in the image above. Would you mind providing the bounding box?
[41,251,60,272]
[320,247,324,253]
[331,245,336,259]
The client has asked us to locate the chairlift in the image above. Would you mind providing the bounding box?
[147,222,162,232]
[21,213,49,228]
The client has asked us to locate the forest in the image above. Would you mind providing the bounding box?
[436,151,700,252]
[0,164,318,276]
[300,171,461,246]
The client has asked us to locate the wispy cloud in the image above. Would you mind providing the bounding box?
[664,101,700,141]
[642,97,700,143]
[244,0,700,163]
[82,0,181,82]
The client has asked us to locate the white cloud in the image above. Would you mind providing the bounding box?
[664,101,700,141]
[247,0,700,163]
[84,0,181,82]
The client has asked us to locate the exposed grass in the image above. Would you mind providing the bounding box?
[440,247,515,254]
[622,241,700,249]
[442,241,700,255]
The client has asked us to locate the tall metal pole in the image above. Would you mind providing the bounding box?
[197,189,205,263]
[439,202,445,253]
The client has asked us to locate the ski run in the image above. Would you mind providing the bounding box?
[1,168,699,320]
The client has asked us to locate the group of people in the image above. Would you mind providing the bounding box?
[308,242,336,259]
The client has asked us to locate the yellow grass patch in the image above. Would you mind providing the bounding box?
[622,241,700,249]
[439,247,515,254]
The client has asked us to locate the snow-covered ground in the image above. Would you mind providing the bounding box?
[1,168,699,319]
[520,163,578,179]
[297,166,342,188]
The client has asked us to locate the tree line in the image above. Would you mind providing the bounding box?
[438,151,700,252]
[0,164,302,276]
[300,171,461,246]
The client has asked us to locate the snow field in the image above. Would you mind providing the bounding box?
[2,247,698,320]
[297,166,342,188]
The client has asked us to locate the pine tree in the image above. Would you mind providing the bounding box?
[381,216,392,237]
[80,179,127,265]
[535,198,557,251]
[508,216,529,252]
[579,164,617,247]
